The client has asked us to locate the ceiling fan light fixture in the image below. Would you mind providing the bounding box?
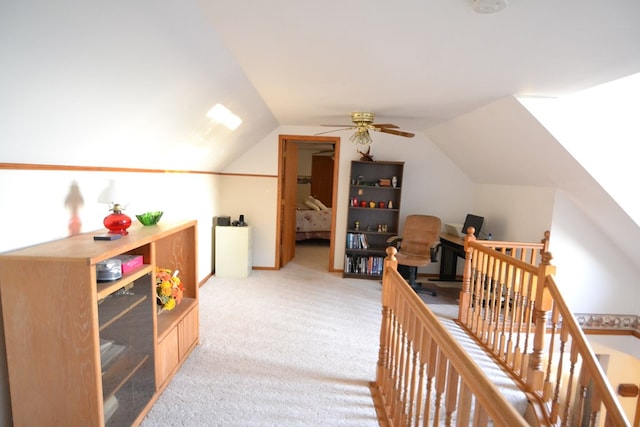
[349,129,372,146]
[472,0,507,14]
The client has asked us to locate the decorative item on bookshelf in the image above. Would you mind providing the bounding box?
[156,267,184,311]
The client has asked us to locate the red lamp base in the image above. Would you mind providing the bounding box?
[104,212,132,235]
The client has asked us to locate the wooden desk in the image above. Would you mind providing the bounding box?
[439,233,465,281]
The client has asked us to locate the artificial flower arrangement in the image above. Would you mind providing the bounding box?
[156,267,184,311]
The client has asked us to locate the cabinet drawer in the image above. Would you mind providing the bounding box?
[179,305,199,359]
[156,327,179,386]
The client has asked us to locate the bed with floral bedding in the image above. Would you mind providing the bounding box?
[296,196,332,241]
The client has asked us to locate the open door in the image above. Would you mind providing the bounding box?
[280,140,298,267]
[277,135,340,270]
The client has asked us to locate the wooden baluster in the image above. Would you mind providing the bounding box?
[472,251,488,336]
[550,315,569,424]
[473,405,489,427]
[505,265,521,369]
[527,251,556,392]
[400,310,417,425]
[488,255,502,346]
[444,366,459,427]
[498,263,514,361]
[491,257,507,353]
[413,328,430,427]
[543,301,561,402]
[589,384,602,427]
[465,247,480,328]
[423,338,438,427]
[468,248,481,328]
[394,299,408,423]
[469,249,480,332]
[519,272,536,380]
[481,254,495,343]
[406,320,422,426]
[575,364,592,427]
[456,383,472,426]
[388,293,401,420]
[561,338,580,426]
[459,232,476,324]
[512,267,526,372]
[432,349,448,427]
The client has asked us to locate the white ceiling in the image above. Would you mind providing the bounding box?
[200,0,640,131]
[2,0,639,172]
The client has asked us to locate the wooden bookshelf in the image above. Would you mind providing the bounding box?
[0,220,199,426]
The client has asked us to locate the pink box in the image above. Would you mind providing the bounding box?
[114,255,144,274]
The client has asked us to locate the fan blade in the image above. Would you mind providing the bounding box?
[370,123,399,129]
[376,127,415,138]
[314,127,353,136]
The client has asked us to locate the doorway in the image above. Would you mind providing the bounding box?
[276,135,340,271]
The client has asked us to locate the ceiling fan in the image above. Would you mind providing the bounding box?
[318,112,415,145]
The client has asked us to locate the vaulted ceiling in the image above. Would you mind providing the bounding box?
[202,0,640,132]
[2,0,639,173]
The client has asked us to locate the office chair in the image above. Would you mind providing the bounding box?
[387,215,442,296]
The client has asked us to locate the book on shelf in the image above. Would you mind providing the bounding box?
[100,340,126,373]
[103,394,119,423]
[347,232,369,249]
[344,254,384,275]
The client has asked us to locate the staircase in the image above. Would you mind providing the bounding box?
[370,232,633,426]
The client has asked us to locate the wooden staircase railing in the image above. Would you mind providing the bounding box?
[458,230,631,427]
[370,247,529,426]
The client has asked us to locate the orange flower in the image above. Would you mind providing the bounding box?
[156,267,182,311]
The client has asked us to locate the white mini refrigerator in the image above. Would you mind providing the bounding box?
[215,225,252,278]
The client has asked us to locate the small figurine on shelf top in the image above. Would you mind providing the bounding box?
[358,146,374,162]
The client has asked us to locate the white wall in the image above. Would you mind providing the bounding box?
[222,125,475,275]
[550,191,640,314]
[473,184,555,242]
[0,169,220,282]
[0,0,277,173]
[217,175,278,268]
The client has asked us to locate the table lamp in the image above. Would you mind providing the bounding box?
[98,180,132,235]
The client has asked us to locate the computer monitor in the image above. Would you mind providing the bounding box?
[462,214,484,238]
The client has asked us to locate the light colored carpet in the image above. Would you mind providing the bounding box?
[142,243,527,426]
[142,243,383,426]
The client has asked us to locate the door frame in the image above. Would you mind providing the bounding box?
[276,134,340,270]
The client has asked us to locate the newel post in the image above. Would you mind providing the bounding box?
[458,229,476,323]
[527,231,556,393]
[376,247,398,385]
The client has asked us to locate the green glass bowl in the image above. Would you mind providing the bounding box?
[136,211,163,226]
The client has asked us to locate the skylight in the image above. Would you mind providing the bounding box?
[206,104,242,131]
[517,73,640,226]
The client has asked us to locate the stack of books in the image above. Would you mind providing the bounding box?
[100,338,126,373]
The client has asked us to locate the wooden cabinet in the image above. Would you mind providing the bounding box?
[0,220,199,426]
[310,154,334,207]
[344,160,404,279]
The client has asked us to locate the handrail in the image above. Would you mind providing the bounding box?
[370,247,529,426]
[544,275,629,427]
[458,230,631,427]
